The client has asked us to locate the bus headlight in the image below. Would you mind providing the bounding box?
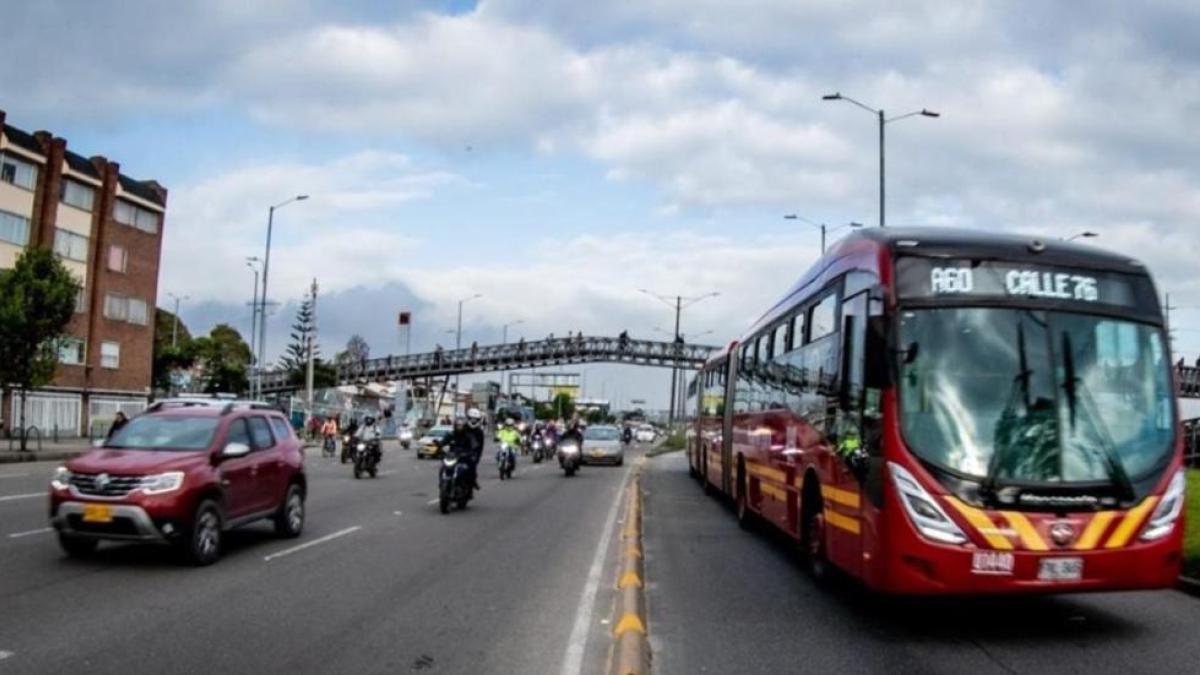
[888,462,967,545]
[1140,469,1185,542]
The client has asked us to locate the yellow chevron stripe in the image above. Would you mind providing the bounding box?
[945,498,1014,550]
[746,462,787,483]
[824,508,860,535]
[1074,511,1117,551]
[1002,512,1048,551]
[1105,497,1159,549]
[760,482,788,501]
[824,486,861,509]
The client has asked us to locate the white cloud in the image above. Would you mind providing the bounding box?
[161,150,455,302]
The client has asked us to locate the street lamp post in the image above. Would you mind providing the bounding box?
[783,215,864,253]
[640,289,719,429]
[167,292,189,348]
[453,294,482,406]
[823,93,939,228]
[502,319,524,345]
[256,194,309,399]
[245,258,260,398]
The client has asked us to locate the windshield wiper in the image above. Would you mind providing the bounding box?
[983,322,1034,501]
[1061,332,1136,502]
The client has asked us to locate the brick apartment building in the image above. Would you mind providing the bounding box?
[0,109,166,438]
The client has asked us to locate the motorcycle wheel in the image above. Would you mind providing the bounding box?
[439,495,450,514]
[456,497,469,510]
[368,466,377,478]
[565,466,576,477]
[353,464,362,479]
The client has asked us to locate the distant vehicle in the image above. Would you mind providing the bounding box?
[495,405,535,435]
[635,424,657,443]
[438,445,474,513]
[50,400,306,566]
[417,426,454,459]
[686,227,1183,595]
[582,425,624,466]
[397,424,414,449]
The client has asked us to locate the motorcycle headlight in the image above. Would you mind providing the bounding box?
[141,471,185,495]
[443,457,458,467]
[51,466,72,490]
[1141,468,1186,541]
[560,443,580,455]
[357,443,366,451]
[888,462,967,545]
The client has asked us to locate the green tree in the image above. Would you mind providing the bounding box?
[0,248,80,448]
[287,357,337,389]
[152,308,196,393]
[194,324,252,395]
[280,295,317,379]
[335,334,370,368]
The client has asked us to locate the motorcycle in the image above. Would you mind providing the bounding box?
[438,449,475,514]
[497,443,516,480]
[353,438,382,479]
[558,440,581,477]
[340,433,356,464]
[531,436,547,463]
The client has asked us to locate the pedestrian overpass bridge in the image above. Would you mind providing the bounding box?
[259,335,719,394]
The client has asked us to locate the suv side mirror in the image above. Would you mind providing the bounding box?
[222,442,251,458]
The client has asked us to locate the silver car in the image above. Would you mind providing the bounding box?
[581,425,624,466]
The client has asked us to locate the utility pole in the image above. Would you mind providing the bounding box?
[639,289,718,430]
[305,278,318,427]
[168,292,189,348]
[246,258,260,398]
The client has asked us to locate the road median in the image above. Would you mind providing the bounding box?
[610,463,649,675]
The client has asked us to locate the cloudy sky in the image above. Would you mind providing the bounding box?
[4,0,1200,407]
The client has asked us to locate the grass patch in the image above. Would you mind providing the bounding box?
[1184,468,1200,579]
[647,432,687,458]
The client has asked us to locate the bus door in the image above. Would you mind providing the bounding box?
[827,291,869,578]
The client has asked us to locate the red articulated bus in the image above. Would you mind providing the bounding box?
[686,227,1184,594]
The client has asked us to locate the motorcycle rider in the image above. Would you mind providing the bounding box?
[359,416,383,464]
[496,418,522,470]
[560,418,584,448]
[440,416,483,491]
[621,424,633,445]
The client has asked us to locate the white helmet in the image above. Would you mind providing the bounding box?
[466,408,483,427]
[505,417,515,426]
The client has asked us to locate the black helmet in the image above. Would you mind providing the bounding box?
[364,416,376,425]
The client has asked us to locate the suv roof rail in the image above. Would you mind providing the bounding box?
[220,401,283,416]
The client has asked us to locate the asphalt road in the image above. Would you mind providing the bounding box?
[642,451,1200,675]
[0,440,640,674]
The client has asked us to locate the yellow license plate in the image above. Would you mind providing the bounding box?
[82,504,113,523]
[591,451,604,457]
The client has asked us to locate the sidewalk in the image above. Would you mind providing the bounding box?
[0,438,96,464]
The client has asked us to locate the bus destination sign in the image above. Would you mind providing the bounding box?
[896,257,1150,309]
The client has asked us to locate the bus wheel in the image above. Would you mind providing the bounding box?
[735,459,753,530]
[801,482,830,582]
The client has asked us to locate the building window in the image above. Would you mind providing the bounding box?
[0,152,39,191]
[60,179,96,212]
[53,228,90,262]
[103,294,148,325]
[0,209,30,246]
[107,245,127,272]
[75,287,87,314]
[128,298,148,325]
[104,293,128,321]
[100,341,120,369]
[114,199,160,234]
[58,338,85,365]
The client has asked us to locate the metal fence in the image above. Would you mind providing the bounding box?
[1185,418,1200,468]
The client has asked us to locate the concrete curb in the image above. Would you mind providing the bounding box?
[1178,575,1200,597]
[0,450,87,464]
[610,464,650,675]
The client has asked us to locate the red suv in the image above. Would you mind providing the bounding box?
[49,400,307,565]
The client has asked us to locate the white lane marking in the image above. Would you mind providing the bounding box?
[377,470,398,477]
[262,526,361,562]
[393,511,403,516]
[7,527,52,539]
[0,473,30,479]
[426,498,439,505]
[559,468,633,675]
[0,650,12,661]
[0,493,42,503]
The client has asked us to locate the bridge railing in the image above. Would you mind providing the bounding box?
[260,335,718,392]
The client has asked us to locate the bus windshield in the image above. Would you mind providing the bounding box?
[898,307,1173,485]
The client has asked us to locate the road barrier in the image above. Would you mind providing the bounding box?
[611,466,649,675]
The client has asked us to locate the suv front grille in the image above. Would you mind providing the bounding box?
[69,473,143,497]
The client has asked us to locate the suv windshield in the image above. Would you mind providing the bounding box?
[898,307,1173,485]
[106,416,219,451]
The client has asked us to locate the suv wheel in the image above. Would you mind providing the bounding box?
[185,500,222,566]
[58,533,98,558]
[274,484,305,538]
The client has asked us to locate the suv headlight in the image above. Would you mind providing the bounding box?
[51,466,72,490]
[140,471,185,495]
[1141,468,1185,541]
[888,462,967,545]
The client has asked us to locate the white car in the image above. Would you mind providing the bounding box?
[635,425,657,443]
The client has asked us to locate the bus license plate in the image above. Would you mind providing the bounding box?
[1038,557,1083,581]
